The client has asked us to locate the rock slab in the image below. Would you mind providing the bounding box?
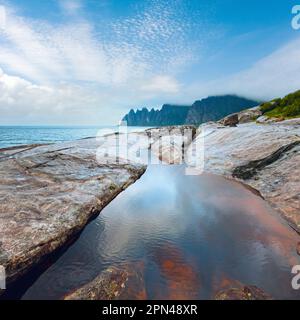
[0,138,146,284]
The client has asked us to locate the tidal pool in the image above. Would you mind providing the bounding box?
[9,165,300,299]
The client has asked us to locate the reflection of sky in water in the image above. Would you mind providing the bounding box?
[18,165,300,300]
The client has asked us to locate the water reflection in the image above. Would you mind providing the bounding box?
[20,165,300,300]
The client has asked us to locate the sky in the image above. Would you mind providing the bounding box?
[0,0,300,125]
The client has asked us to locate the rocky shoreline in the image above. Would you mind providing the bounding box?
[0,126,195,290]
[0,115,299,299]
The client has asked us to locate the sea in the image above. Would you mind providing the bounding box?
[0,126,148,149]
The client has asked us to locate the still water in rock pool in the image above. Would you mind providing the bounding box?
[12,165,300,299]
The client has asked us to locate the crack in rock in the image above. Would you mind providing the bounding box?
[232,140,300,180]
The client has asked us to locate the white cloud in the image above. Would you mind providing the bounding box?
[188,37,300,101]
[0,2,195,86]
[0,67,97,121]
[226,37,300,99]
[1,1,298,125]
[141,75,180,94]
[0,67,180,125]
[0,1,200,124]
[59,0,82,15]
[0,5,191,84]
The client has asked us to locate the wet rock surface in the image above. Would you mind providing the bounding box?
[213,277,272,300]
[187,119,300,232]
[0,137,146,285]
[64,263,146,300]
[215,285,272,300]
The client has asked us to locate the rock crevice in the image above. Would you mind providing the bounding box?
[232,140,300,180]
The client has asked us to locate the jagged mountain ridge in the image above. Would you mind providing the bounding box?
[123,104,190,126]
[122,95,260,126]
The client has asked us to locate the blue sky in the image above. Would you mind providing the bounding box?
[0,0,299,125]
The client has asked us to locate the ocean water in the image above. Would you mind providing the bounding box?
[0,126,147,149]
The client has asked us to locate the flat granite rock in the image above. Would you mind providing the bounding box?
[187,119,300,232]
[0,137,146,285]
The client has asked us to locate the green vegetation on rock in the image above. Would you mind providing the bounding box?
[260,90,300,119]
